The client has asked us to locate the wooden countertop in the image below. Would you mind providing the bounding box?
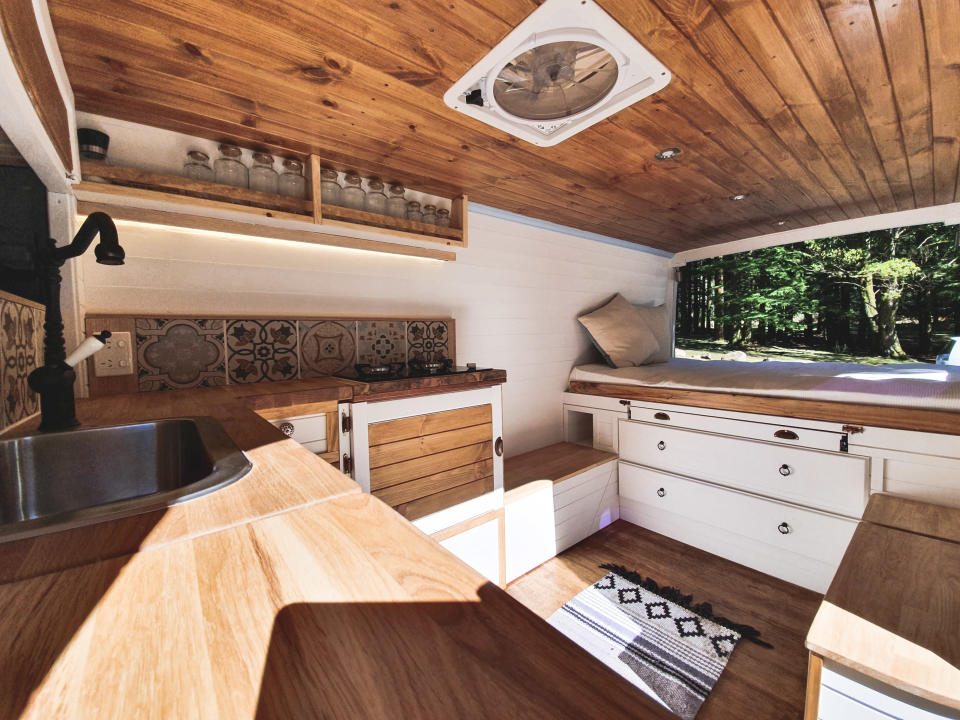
[806,493,960,710]
[0,486,673,719]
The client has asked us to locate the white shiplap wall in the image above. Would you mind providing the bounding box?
[75,211,671,456]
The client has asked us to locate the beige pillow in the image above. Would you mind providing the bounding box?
[578,294,661,367]
[635,303,672,363]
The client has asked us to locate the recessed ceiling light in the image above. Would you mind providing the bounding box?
[730,193,749,201]
[776,219,787,226]
[444,0,671,146]
[655,147,681,160]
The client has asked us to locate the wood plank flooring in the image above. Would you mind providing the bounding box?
[507,520,821,720]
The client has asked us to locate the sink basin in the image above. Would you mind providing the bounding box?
[0,417,252,543]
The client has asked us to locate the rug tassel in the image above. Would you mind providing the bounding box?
[600,564,774,649]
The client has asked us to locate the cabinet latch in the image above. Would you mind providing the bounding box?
[841,424,864,434]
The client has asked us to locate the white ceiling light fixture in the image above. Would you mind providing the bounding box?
[443,0,671,147]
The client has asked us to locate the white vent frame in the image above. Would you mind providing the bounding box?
[443,0,671,147]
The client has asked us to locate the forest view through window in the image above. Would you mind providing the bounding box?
[675,222,960,366]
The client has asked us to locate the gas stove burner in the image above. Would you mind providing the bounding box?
[409,358,454,374]
[355,361,404,379]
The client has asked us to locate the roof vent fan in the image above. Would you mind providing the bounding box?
[444,0,671,147]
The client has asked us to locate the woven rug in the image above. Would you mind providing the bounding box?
[548,564,770,720]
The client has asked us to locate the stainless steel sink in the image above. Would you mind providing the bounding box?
[0,417,252,543]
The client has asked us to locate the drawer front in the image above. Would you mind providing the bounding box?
[270,413,328,444]
[628,405,846,451]
[619,420,868,517]
[619,462,857,567]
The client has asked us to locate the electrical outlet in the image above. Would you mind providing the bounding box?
[94,331,134,377]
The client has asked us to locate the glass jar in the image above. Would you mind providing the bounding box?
[183,150,213,181]
[341,171,365,210]
[364,177,388,215]
[214,144,248,188]
[406,200,422,222]
[421,204,437,225]
[436,208,450,227]
[278,158,306,198]
[387,183,407,218]
[249,152,278,194]
[320,167,342,206]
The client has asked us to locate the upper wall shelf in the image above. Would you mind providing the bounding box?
[75,156,467,259]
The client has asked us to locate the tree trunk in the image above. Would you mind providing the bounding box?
[860,274,882,353]
[877,292,907,358]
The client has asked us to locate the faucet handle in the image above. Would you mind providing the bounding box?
[64,332,112,368]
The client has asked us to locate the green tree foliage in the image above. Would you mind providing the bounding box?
[676,223,960,361]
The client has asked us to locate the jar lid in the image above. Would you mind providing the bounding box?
[437,208,450,216]
[320,166,339,180]
[423,204,436,211]
[282,158,303,172]
[389,183,405,195]
[367,176,384,191]
[407,200,421,209]
[344,171,361,185]
[252,151,274,164]
[187,150,209,162]
[219,143,242,158]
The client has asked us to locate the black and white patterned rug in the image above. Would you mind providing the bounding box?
[548,564,770,720]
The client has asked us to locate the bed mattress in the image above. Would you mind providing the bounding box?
[569,358,960,413]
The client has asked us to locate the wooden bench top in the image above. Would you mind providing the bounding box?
[504,442,617,492]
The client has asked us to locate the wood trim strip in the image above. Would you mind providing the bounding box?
[369,441,492,491]
[253,400,338,422]
[0,0,72,171]
[372,458,494,507]
[75,200,457,262]
[429,503,500,542]
[368,422,492,469]
[321,204,464,243]
[568,381,960,436]
[309,154,323,223]
[0,289,45,310]
[803,653,822,720]
[368,405,492,446]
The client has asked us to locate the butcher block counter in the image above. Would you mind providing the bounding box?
[0,377,672,720]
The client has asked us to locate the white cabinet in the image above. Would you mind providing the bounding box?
[504,481,555,582]
[818,666,960,720]
[439,516,502,586]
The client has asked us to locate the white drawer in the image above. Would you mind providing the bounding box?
[628,405,847,451]
[269,413,328,444]
[619,420,868,517]
[820,667,959,720]
[619,462,857,567]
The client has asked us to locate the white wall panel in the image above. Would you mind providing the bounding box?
[77,210,670,456]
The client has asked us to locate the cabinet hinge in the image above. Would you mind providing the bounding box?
[341,454,353,474]
[341,413,352,434]
[841,424,864,434]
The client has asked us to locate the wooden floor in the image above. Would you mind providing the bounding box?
[507,520,822,720]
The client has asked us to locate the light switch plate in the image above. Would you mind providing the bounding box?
[94,331,134,376]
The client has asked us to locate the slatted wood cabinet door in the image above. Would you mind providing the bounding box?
[369,404,496,520]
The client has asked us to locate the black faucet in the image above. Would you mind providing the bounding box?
[28,212,125,431]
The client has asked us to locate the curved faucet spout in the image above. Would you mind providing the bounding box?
[48,212,124,266]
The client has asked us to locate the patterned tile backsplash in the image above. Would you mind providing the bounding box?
[0,291,45,431]
[86,315,453,396]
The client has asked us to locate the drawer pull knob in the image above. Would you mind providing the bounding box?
[657,487,666,497]
[778,522,791,535]
[495,437,504,457]
[654,412,670,421]
[279,422,295,436]
[774,429,799,440]
[778,463,792,476]
[657,440,666,451]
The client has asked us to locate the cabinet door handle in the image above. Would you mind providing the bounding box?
[495,437,504,457]
[278,422,295,436]
[778,522,791,535]
[657,440,666,451]
[774,429,799,440]
[654,412,670,421]
[657,487,666,497]
[778,463,792,476]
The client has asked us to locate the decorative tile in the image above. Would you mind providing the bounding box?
[299,320,356,377]
[407,320,449,363]
[135,318,226,391]
[226,319,298,384]
[0,298,44,430]
[357,320,406,365]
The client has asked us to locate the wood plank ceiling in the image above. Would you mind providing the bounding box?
[47,0,960,253]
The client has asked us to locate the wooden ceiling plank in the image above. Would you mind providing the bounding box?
[595,0,850,223]
[645,0,871,218]
[715,0,897,214]
[918,0,960,205]
[818,0,916,210]
[872,0,935,208]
